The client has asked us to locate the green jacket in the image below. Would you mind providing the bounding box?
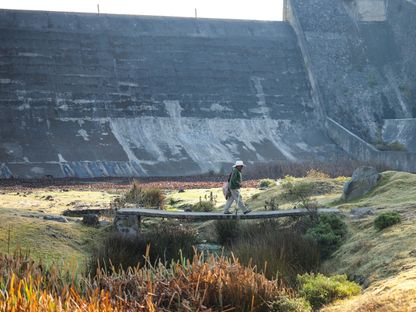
[229,168,242,189]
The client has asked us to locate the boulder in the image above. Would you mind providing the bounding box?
[82,214,99,226]
[342,167,380,201]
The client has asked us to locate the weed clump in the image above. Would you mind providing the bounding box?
[297,273,361,309]
[280,181,318,211]
[374,211,401,231]
[268,296,312,312]
[112,181,165,209]
[306,169,330,179]
[259,179,276,188]
[305,214,347,260]
[264,196,279,210]
[192,200,215,212]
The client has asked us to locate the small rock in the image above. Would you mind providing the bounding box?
[350,207,375,219]
[178,188,185,193]
[82,214,99,226]
[44,195,54,201]
[43,215,68,223]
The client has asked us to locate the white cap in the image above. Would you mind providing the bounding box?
[233,160,245,167]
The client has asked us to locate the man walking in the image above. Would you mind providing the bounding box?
[224,161,251,215]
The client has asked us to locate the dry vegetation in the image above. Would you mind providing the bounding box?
[0,251,295,311]
[1,169,416,311]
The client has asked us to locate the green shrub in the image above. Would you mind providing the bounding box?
[264,196,279,211]
[279,181,320,216]
[305,214,347,260]
[89,223,197,275]
[374,212,401,231]
[114,181,165,209]
[268,296,312,312]
[298,273,360,309]
[259,179,276,188]
[280,182,315,209]
[192,200,215,212]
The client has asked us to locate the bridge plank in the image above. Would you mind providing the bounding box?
[117,208,339,220]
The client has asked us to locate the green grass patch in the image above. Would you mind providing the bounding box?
[0,209,102,265]
[298,273,361,309]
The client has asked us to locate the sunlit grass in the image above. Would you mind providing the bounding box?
[0,251,294,311]
[0,209,103,265]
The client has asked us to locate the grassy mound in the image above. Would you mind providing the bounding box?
[0,208,101,264]
[321,172,416,310]
[337,171,416,209]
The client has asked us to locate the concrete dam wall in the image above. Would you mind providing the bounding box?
[1,0,415,178]
[0,9,343,178]
[285,0,416,172]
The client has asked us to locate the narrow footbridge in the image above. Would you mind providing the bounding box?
[115,208,340,235]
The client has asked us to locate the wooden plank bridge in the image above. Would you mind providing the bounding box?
[114,208,340,235]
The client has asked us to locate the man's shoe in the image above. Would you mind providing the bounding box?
[243,209,252,215]
[224,211,232,215]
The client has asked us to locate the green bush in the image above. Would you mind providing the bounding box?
[89,223,197,275]
[298,273,360,310]
[280,182,317,210]
[264,196,279,211]
[114,181,165,209]
[268,296,311,312]
[305,214,347,260]
[259,179,276,188]
[192,200,215,212]
[374,212,401,231]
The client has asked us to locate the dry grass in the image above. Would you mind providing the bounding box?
[0,189,116,214]
[0,251,294,311]
[246,177,344,210]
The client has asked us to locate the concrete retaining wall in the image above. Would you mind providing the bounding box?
[327,117,416,173]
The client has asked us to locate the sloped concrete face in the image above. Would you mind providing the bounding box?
[288,0,416,143]
[0,10,343,178]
